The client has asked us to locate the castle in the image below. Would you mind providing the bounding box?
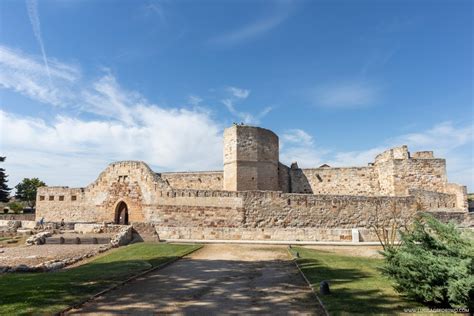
[36,125,469,241]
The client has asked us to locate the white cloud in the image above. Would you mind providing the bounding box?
[222,98,271,125]
[142,1,166,24]
[0,45,224,188]
[221,86,271,125]
[0,45,80,106]
[210,1,295,46]
[0,106,223,188]
[227,86,250,99]
[81,74,137,124]
[280,129,326,167]
[188,95,203,106]
[281,129,314,147]
[313,81,378,108]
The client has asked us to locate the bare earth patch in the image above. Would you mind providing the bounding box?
[69,244,324,315]
[0,244,103,267]
[302,245,384,258]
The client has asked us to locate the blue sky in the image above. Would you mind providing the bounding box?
[0,0,472,191]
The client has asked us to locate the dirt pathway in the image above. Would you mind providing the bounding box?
[69,244,324,315]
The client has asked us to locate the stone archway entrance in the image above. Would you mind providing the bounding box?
[115,201,129,225]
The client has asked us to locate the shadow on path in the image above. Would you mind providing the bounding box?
[69,247,323,315]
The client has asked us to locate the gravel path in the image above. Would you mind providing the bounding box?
[0,244,103,267]
[69,244,324,315]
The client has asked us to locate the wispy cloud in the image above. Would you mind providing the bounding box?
[141,0,167,24]
[311,81,378,108]
[81,73,138,124]
[280,129,326,167]
[281,129,314,147]
[26,0,52,85]
[221,86,271,124]
[187,95,203,106]
[0,45,80,106]
[0,46,225,187]
[227,86,250,99]
[209,1,296,46]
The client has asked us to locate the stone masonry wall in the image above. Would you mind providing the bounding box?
[37,161,171,223]
[292,166,378,195]
[409,189,457,210]
[391,158,447,196]
[160,171,223,190]
[286,145,466,210]
[147,189,420,241]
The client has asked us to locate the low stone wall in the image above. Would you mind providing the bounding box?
[0,214,35,221]
[156,226,381,242]
[428,211,474,228]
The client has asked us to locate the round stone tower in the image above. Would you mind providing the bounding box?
[223,125,279,191]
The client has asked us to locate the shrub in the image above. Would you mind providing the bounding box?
[7,202,23,214]
[382,214,473,309]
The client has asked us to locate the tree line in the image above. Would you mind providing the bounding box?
[0,157,46,213]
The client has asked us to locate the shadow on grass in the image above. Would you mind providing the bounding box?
[296,254,420,315]
[0,256,179,315]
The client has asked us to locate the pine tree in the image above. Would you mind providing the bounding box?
[382,214,474,309]
[0,157,11,202]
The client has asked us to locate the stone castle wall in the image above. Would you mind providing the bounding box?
[286,146,466,208]
[290,166,378,195]
[35,125,469,242]
[37,161,171,223]
[160,171,223,190]
[37,178,462,242]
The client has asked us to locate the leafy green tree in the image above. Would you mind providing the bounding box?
[7,202,23,214]
[382,214,474,309]
[0,157,11,202]
[14,178,46,208]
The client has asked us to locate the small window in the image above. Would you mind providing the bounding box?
[59,195,64,201]
[39,195,45,201]
[287,199,291,206]
[49,195,54,201]
[71,195,77,201]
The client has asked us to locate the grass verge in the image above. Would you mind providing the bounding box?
[0,243,201,315]
[292,246,422,315]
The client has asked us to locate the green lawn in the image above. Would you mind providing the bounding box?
[293,246,422,315]
[0,243,201,315]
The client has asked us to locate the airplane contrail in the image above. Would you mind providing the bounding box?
[26,0,52,86]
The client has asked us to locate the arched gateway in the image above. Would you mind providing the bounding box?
[115,201,129,225]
